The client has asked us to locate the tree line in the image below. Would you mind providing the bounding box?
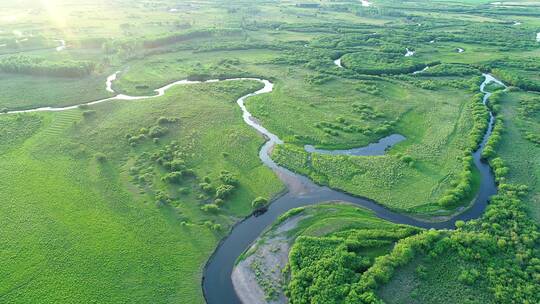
[0,55,94,77]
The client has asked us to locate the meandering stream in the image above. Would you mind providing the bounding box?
[202,73,501,304]
[0,68,502,304]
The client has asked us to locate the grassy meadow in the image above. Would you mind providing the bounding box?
[270,80,478,214]
[0,80,282,303]
[497,90,540,222]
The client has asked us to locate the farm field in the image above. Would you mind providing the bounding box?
[0,0,539,304]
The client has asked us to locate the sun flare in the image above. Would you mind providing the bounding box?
[41,0,68,28]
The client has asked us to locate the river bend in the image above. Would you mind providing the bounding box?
[0,70,503,304]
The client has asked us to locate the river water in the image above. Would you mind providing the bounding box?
[305,134,406,156]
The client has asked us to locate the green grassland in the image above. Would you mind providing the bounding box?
[270,80,479,214]
[497,90,540,222]
[0,72,113,110]
[0,80,282,303]
[111,43,485,215]
[0,0,539,303]
[110,43,486,215]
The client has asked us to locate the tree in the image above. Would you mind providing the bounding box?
[219,170,238,185]
[201,204,219,213]
[252,197,268,209]
[215,184,235,199]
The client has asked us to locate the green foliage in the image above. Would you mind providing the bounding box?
[157,116,179,125]
[0,78,286,304]
[458,269,480,285]
[201,203,220,213]
[219,170,239,185]
[415,265,427,279]
[0,55,95,77]
[283,204,421,304]
[342,51,429,75]
[421,63,480,77]
[0,114,42,154]
[286,227,433,304]
[305,73,333,85]
[438,92,489,207]
[2,1,540,303]
[82,110,96,118]
[162,171,183,184]
[148,125,168,138]
[142,29,241,49]
[380,92,540,304]
[215,184,235,199]
[492,68,540,92]
[251,197,268,210]
[199,182,214,193]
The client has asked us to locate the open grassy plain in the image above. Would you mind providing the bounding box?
[0,80,282,303]
[497,90,540,222]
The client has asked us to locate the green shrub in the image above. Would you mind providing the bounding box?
[201,204,220,213]
[215,184,235,199]
[83,110,96,118]
[162,171,183,184]
[458,269,480,285]
[214,198,225,206]
[157,116,179,124]
[415,265,428,279]
[148,125,168,138]
[252,197,268,209]
[154,191,171,207]
[219,170,238,185]
[199,182,214,193]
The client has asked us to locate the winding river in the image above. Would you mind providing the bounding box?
[202,73,502,304]
[0,69,502,304]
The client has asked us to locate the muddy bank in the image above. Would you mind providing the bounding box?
[232,214,308,304]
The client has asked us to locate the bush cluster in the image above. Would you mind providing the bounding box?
[286,225,422,303]
[126,117,178,146]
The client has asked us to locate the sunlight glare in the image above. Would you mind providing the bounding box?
[41,0,68,29]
